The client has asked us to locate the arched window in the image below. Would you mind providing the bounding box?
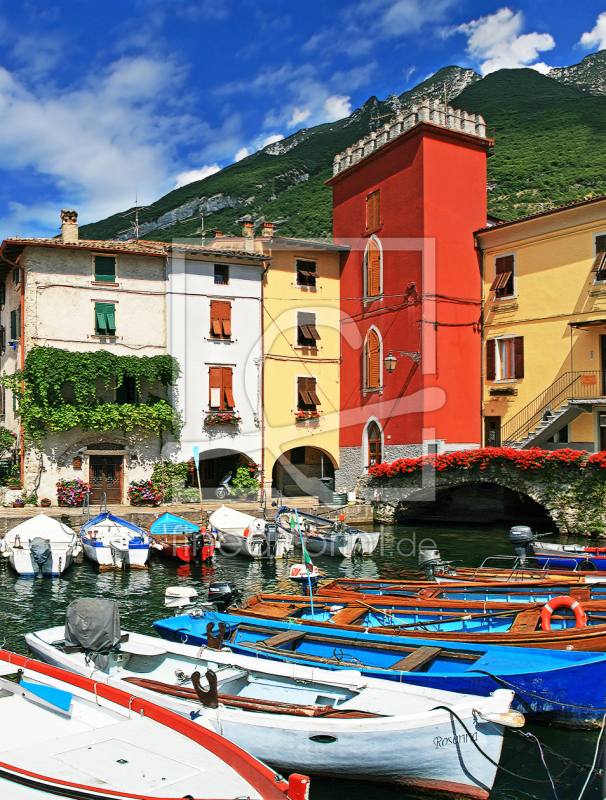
[366,238,381,297]
[368,422,382,467]
[366,329,381,389]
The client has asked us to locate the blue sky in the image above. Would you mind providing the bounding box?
[2,0,606,237]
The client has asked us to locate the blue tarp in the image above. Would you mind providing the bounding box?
[150,513,199,537]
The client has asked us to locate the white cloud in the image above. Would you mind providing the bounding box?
[173,164,220,189]
[260,134,284,148]
[289,107,311,127]
[323,94,352,120]
[235,147,249,161]
[456,8,555,76]
[580,12,606,50]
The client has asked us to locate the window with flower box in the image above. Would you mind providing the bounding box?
[297,376,320,411]
[209,366,234,410]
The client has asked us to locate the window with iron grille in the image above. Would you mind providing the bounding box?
[214,264,229,285]
[297,312,320,347]
[296,259,317,288]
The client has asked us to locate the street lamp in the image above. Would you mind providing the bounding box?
[384,350,397,374]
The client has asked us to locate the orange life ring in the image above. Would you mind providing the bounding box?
[243,527,250,538]
[540,596,587,632]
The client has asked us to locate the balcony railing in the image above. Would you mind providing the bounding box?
[501,371,606,445]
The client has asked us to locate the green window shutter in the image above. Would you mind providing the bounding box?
[94,256,116,282]
[17,306,20,338]
[105,305,116,333]
[95,303,116,335]
[10,310,15,340]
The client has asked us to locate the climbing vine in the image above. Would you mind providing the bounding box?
[2,346,182,443]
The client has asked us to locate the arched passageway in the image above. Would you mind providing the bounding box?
[272,447,336,497]
[395,482,557,532]
[196,448,255,493]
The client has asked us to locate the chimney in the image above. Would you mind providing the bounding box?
[242,221,254,239]
[60,209,78,244]
[215,231,222,237]
[262,221,274,238]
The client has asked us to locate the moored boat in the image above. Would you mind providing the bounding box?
[151,606,606,727]
[150,512,215,562]
[0,514,81,576]
[277,506,379,558]
[26,598,522,797]
[80,511,151,569]
[0,646,307,800]
[209,506,293,559]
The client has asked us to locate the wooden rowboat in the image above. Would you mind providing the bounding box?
[150,512,215,562]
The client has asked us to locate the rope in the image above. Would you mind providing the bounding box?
[577,714,606,800]
[474,670,606,712]
[524,731,559,800]
[431,705,588,786]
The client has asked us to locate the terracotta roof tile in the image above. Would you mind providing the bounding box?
[476,194,606,234]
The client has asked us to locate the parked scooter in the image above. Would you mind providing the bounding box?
[215,471,233,499]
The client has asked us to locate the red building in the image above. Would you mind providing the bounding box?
[327,100,492,490]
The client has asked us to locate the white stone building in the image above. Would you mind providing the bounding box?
[0,210,171,505]
[166,227,266,493]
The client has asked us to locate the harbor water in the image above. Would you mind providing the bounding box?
[0,520,603,800]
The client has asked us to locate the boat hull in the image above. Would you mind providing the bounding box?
[81,538,150,568]
[26,627,510,796]
[301,531,380,558]
[7,546,75,577]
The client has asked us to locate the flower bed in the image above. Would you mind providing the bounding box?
[369,447,589,478]
[204,413,241,427]
[128,479,162,506]
[56,478,91,507]
[295,410,320,421]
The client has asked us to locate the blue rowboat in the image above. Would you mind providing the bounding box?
[316,578,606,604]
[153,608,606,728]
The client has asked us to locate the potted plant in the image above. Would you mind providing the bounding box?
[56,478,91,507]
[40,498,51,507]
[12,497,24,508]
[6,477,22,490]
[128,479,162,506]
[231,465,261,500]
[204,412,242,427]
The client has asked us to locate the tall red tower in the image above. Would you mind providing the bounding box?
[327,100,492,490]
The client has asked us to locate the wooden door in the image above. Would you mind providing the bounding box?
[90,455,123,504]
[484,416,501,447]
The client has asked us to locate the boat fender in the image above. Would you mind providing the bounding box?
[191,669,219,709]
[540,596,587,631]
[288,775,310,800]
[243,527,250,538]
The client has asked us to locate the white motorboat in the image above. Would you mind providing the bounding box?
[209,506,293,558]
[278,507,380,558]
[0,514,81,576]
[27,598,524,798]
[0,646,305,800]
[80,511,151,569]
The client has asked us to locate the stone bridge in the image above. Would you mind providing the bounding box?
[357,462,606,537]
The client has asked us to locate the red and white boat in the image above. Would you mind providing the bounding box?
[0,649,308,800]
[150,513,215,563]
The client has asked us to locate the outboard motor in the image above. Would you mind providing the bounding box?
[208,582,241,611]
[418,548,443,580]
[30,538,52,569]
[509,526,535,563]
[265,523,278,557]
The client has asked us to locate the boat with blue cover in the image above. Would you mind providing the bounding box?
[153,606,606,727]
[150,512,215,562]
[80,511,152,569]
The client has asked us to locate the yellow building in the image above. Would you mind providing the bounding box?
[262,236,347,497]
[477,196,606,451]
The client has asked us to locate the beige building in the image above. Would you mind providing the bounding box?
[477,196,606,451]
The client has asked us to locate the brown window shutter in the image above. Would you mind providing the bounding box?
[486,340,496,381]
[592,252,606,273]
[308,325,320,341]
[596,235,606,253]
[366,330,380,388]
[514,337,524,379]
[212,319,222,336]
[366,191,380,231]
[223,368,234,409]
[495,255,514,274]
[308,379,321,406]
[297,376,312,407]
[222,302,232,336]
[209,367,222,408]
[367,241,381,297]
[491,271,512,291]
[222,317,232,336]
[300,325,312,339]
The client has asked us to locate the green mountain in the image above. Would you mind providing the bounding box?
[79,54,606,241]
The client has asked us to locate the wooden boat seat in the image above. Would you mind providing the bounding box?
[509,609,541,633]
[122,676,383,718]
[260,630,307,648]
[570,587,591,603]
[245,605,295,619]
[389,646,442,672]
[330,608,367,625]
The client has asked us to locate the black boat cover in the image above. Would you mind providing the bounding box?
[65,598,121,671]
